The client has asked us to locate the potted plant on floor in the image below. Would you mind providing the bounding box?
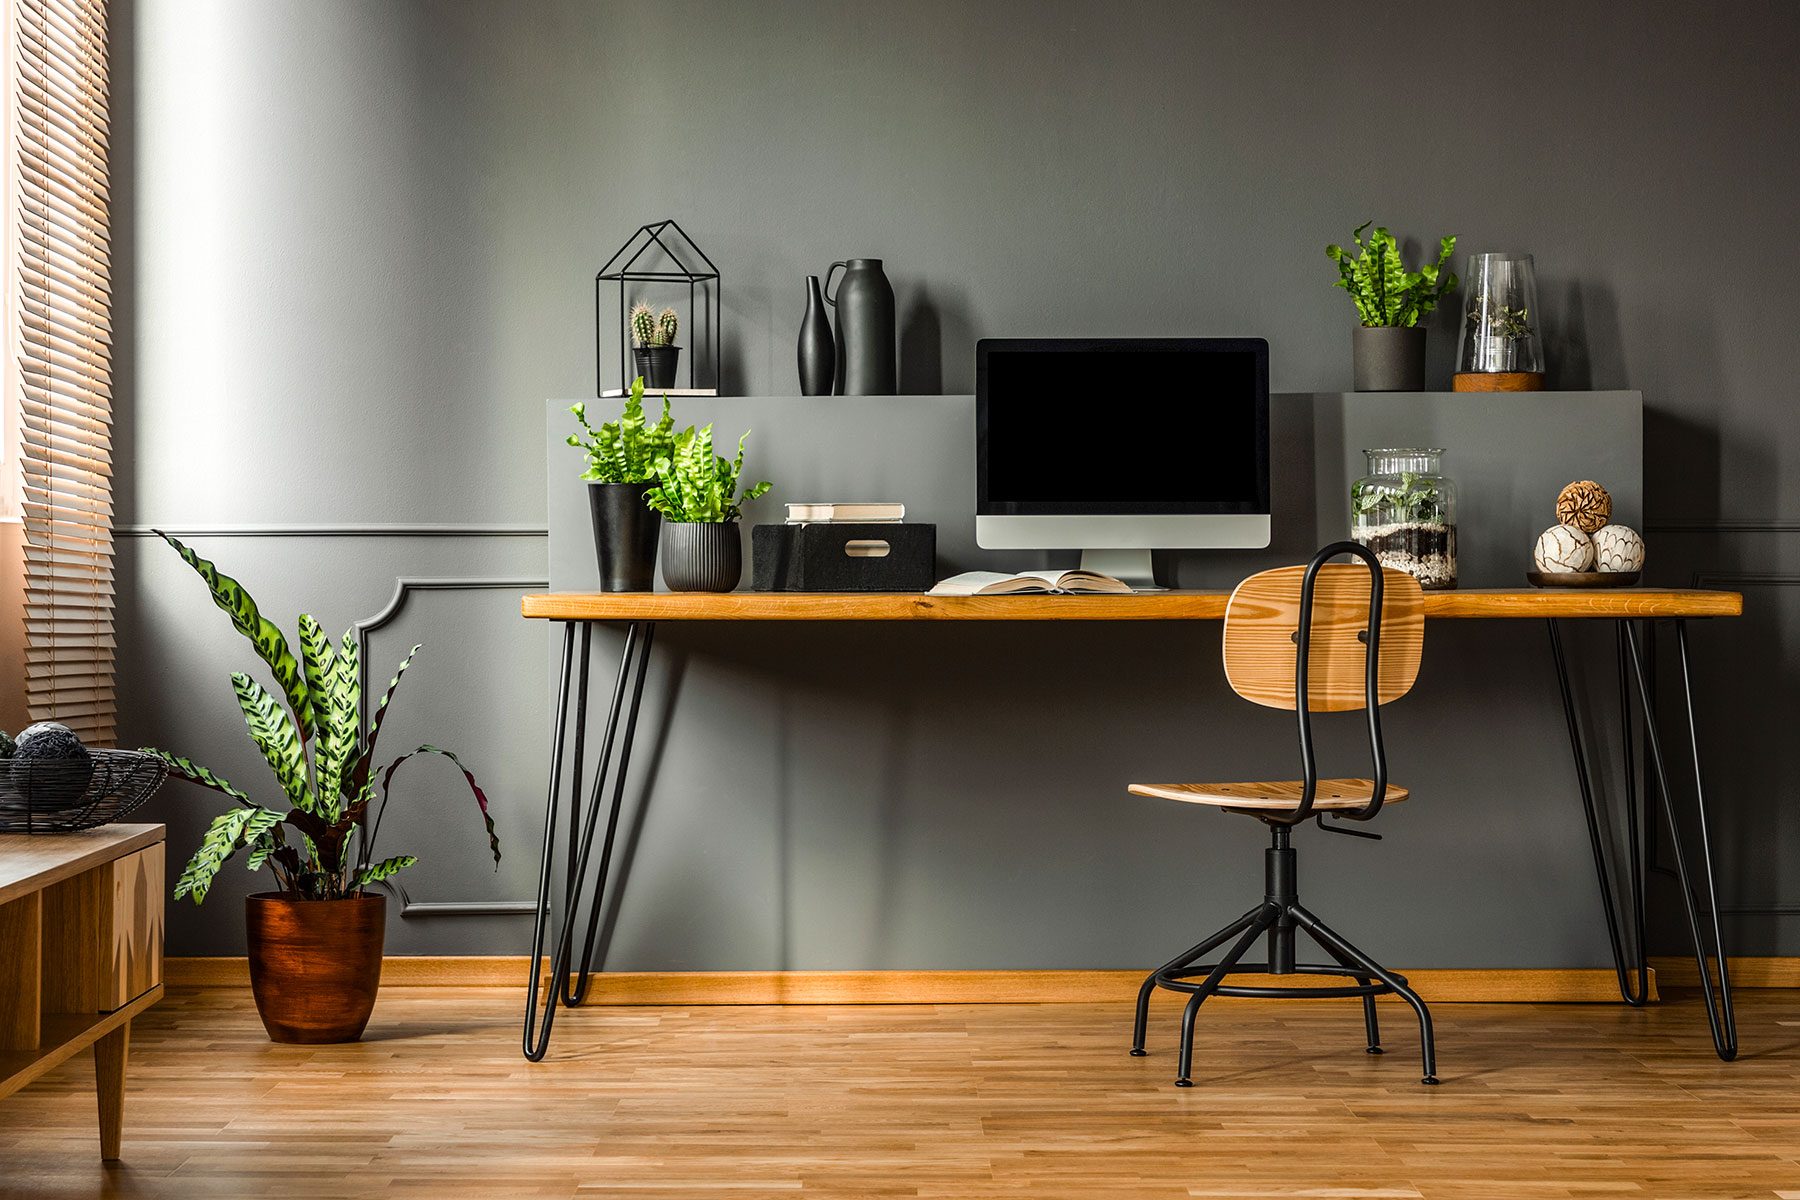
[567,377,678,591]
[645,423,772,591]
[1326,223,1458,391]
[630,302,681,388]
[142,532,499,1044]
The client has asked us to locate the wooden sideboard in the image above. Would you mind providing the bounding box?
[0,823,165,1160]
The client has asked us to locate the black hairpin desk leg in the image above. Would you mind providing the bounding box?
[524,619,657,1061]
[1548,617,1738,1062]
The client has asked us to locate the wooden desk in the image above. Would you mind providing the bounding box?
[0,823,165,1160]
[518,589,1743,1062]
[522,588,1743,622]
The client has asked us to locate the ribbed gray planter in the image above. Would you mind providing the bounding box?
[1353,326,1427,392]
[661,521,743,592]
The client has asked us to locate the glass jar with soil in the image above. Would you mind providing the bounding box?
[1350,448,1458,590]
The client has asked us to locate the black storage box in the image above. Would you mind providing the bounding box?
[752,523,937,592]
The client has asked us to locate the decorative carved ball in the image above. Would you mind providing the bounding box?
[1534,523,1595,573]
[1592,524,1646,573]
[1556,480,1613,534]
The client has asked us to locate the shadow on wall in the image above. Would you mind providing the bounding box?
[898,279,977,395]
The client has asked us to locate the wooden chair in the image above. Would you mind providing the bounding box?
[1127,541,1439,1087]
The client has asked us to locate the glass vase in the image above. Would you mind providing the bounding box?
[1350,448,1458,590]
[1454,253,1545,389]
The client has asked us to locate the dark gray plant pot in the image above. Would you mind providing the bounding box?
[1352,326,1427,392]
[633,345,680,389]
[661,521,742,592]
[587,481,661,592]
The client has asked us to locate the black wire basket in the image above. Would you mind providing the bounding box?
[0,749,170,833]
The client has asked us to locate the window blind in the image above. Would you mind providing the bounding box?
[14,0,112,743]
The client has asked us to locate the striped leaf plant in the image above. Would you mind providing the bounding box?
[144,532,500,904]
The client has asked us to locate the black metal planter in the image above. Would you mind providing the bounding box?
[587,481,661,592]
[661,521,742,592]
[1352,326,1426,392]
[632,345,680,389]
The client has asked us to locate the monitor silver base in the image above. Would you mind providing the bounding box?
[1079,548,1162,590]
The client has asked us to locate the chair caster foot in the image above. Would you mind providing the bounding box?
[1174,1078,1194,1088]
[1365,1046,1384,1055]
[1421,1075,1440,1085]
[1128,1048,1147,1057]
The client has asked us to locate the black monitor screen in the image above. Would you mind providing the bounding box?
[976,339,1269,515]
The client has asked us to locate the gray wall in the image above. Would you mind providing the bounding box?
[113,0,1800,959]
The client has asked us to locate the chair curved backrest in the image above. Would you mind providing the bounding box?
[1221,542,1426,826]
[1223,552,1425,713]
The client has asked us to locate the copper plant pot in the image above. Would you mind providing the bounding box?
[245,892,386,1044]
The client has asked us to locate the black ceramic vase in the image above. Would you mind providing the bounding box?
[587,481,661,591]
[824,258,896,395]
[1352,326,1427,392]
[797,275,835,396]
[633,345,680,389]
[661,521,742,592]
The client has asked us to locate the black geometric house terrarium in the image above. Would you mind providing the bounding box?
[595,219,720,397]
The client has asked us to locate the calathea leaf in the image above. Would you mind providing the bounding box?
[139,748,248,802]
[382,744,501,868]
[156,530,314,736]
[346,644,420,801]
[232,673,310,811]
[355,855,418,888]
[296,614,336,742]
[315,630,362,818]
[174,806,283,903]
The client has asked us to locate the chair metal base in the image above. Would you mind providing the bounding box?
[1130,829,1438,1087]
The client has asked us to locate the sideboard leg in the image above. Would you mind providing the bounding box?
[94,1022,128,1161]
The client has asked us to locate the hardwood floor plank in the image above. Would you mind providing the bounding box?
[1,986,1797,1198]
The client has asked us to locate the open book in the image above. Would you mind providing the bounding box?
[928,570,1135,596]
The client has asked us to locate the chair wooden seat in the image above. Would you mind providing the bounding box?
[1128,779,1408,811]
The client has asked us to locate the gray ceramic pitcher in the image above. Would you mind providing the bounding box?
[824,258,896,395]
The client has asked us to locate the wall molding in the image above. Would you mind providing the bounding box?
[162,961,1661,1003]
[118,523,548,538]
[1649,519,1800,533]
[354,575,550,921]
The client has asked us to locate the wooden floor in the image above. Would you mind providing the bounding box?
[3,986,1799,1199]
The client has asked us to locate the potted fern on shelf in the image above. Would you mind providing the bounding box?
[567,377,678,591]
[644,423,773,591]
[143,532,499,1044]
[630,302,681,388]
[1326,223,1458,391]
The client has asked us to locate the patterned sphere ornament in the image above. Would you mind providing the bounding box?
[1534,523,1595,573]
[1591,524,1646,573]
[1555,480,1613,534]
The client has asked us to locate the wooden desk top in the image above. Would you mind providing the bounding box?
[522,589,1743,622]
[0,823,165,907]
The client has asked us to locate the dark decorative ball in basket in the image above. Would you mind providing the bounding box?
[0,722,169,833]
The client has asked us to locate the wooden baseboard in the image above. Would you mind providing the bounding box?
[1651,955,1800,988]
[165,958,1657,1003]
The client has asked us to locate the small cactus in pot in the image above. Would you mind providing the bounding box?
[629,302,682,388]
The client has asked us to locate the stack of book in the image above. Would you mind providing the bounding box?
[785,502,905,524]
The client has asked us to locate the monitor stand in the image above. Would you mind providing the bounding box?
[1079,548,1164,591]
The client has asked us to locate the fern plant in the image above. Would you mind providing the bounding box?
[1326,223,1458,327]
[143,532,499,904]
[567,377,677,484]
[643,423,772,523]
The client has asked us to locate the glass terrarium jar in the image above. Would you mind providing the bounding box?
[1350,449,1458,590]
[1455,253,1545,388]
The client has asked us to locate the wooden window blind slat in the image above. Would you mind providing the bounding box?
[15,0,114,743]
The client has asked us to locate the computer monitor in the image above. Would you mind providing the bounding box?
[975,337,1270,587]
